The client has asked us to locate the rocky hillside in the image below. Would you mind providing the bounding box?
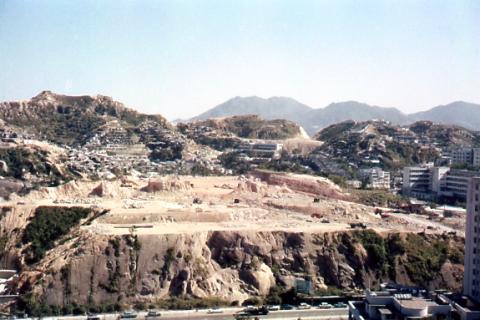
[180,115,302,140]
[1,204,464,312]
[0,91,170,146]
[178,115,303,151]
[0,140,75,198]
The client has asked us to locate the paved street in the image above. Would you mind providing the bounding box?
[41,308,349,320]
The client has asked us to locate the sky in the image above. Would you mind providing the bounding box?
[0,0,479,120]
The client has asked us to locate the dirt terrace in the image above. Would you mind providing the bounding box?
[7,173,460,236]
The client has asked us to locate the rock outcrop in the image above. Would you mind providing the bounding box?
[3,228,464,308]
[141,178,192,193]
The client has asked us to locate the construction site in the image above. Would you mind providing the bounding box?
[5,171,462,237]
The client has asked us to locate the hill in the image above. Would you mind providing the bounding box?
[178,115,303,151]
[192,96,312,126]
[0,91,170,146]
[191,97,480,135]
[304,101,409,134]
[312,120,480,171]
[410,101,480,130]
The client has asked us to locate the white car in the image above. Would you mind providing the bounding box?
[318,302,334,309]
[267,305,281,311]
[145,310,162,318]
[207,308,224,314]
[298,302,311,310]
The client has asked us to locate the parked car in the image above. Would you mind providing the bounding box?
[281,304,295,310]
[87,314,101,320]
[243,306,256,312]
[119,311,138,319]
[246,306,269,315]
[234,312,251,320]
[145,310,162,318]
[318,302,334,309]
[267,305,281,311]
[298,302,311,310]
[207,307,224,314]
[333,302,347,308]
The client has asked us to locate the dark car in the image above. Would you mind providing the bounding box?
[281,304,295,310]
[247,306,269,315]
[234,312,251,320]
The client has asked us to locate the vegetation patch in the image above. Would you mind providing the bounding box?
[21,206,91,263]
[353,230,387,270]
[402,234,450,285]
[351,189,407,207]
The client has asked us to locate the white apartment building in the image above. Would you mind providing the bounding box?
[452,148,480,167]
[465,177,480,303]
[402,166,434,199]
[441,170,479,200]
[403,166,479,201]
[359,167,391,189]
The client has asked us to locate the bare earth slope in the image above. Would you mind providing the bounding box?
[0,173,464,309]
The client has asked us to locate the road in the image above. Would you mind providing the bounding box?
[43,308,348,320]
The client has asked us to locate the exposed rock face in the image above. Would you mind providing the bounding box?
[4,229,464,308]
[141,178,192,193]
[250,170,349,200]
[236,177,268,194]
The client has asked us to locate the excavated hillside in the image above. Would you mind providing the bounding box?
[0,174,465,311]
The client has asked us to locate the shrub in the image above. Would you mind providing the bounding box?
[21,206,91,263]
[403,234,449,285]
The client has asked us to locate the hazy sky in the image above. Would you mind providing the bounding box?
[0,0,479,119]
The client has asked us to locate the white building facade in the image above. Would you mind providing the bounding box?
[465,177,480,303]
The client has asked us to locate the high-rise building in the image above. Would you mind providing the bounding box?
[465,177,480,302]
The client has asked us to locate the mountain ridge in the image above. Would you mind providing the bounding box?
[192,96,480,135]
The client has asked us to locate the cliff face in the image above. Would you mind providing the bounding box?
[6,228,464,308]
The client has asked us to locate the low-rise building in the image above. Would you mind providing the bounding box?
[402,166,480,201]
[237,142,283,159]
[359,167,391,189]
[452,148,480,167]
[402,165,434,199]
[348,289,451,320]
